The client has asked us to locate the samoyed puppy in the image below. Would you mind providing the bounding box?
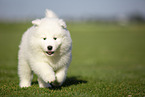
[18,9,72,88]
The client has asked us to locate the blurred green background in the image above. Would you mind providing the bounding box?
[0,22,145,96]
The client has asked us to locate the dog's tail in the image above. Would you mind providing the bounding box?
[45,9,58,18]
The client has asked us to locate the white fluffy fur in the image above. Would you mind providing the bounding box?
[18,9,72,88]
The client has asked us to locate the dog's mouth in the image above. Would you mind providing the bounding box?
[45,51,54,56]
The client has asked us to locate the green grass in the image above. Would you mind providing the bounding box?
[0,22,145,97]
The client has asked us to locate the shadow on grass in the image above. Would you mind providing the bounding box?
[63,76,87,87]
[51,76,87,90]
[32,76,87,90]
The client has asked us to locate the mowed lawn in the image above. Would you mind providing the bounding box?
[0,22,145,96]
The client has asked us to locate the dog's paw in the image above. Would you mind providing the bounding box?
[39,83,52,88]
[19,82,31,88]
[42,71,56,83]
[48,74,56,83]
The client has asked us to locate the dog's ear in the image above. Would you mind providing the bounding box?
[45,9,57,18]
[59,19,67,29]
[32,19,41,25]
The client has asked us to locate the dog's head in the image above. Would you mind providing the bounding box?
[31,10,72,56]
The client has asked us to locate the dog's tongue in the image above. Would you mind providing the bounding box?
[46,51,54,55]
[48,52,52,54]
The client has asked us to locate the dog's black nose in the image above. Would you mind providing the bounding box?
[47,46,53,50]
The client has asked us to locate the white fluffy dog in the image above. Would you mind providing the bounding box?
[18,9,72,88]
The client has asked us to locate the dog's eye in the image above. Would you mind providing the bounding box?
[43,38,47,40]
[53,37,57,40]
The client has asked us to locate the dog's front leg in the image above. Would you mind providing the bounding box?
[31,62,55,83]
[53,66,68,86]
